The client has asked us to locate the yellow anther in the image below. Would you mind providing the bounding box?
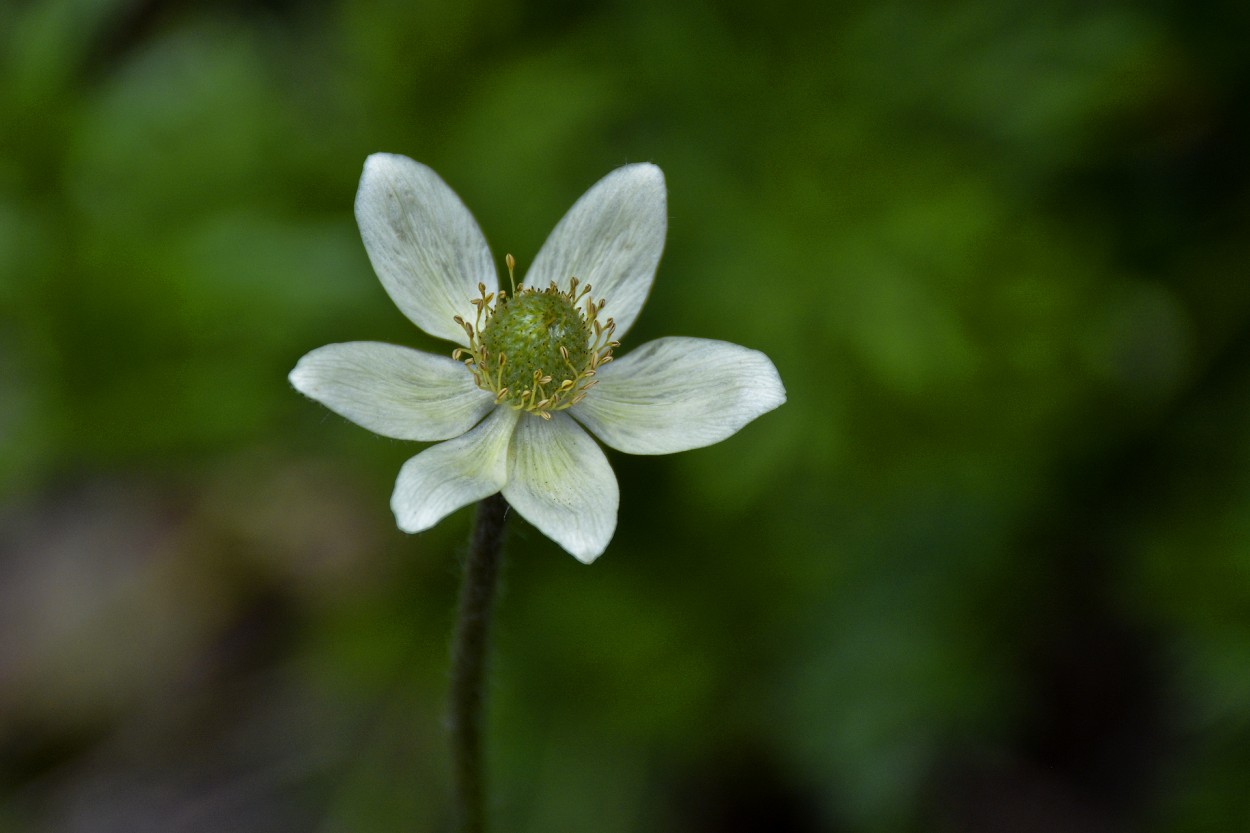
[453,267,617,419]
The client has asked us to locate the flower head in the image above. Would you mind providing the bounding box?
[290,154,785,562]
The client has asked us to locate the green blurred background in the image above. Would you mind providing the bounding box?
[2,0,1249,830]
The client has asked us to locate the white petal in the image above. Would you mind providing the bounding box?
[355,154,496,345]
[289,342,494,441]
[524,164,666,339]
[503,413,618,564]
[391,406,520,533]
[572,337,786,455]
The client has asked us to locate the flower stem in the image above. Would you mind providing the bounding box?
[448,493,509,833]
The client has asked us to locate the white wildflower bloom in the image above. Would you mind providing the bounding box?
[290,154,785,563]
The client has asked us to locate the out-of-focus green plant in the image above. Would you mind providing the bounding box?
[3,0,1249,830]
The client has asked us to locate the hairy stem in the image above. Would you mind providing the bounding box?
[448,493,509,833]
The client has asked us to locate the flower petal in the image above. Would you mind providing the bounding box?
[391,406,520,533]
[355,153,496,345]
[503,413,618,564]
[572,337,786,455]
[524,164,666,339]
[289,341,495,441]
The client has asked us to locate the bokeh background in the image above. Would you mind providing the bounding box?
[3,0,1249,830]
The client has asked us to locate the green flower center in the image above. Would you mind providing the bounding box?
[483,290,591,394]
[454,259,617,419]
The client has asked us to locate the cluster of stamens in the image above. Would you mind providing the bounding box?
[453,255,618,420]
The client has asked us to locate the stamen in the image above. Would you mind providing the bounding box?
[452,267,618,418]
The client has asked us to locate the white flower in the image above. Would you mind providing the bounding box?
[290,154,785,563]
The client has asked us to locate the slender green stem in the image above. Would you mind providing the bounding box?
[448,493,509,833]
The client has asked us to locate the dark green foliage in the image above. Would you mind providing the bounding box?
[2,0,1249,831]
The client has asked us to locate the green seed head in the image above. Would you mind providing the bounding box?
[454,266,618,419]
[482,289,591,394]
